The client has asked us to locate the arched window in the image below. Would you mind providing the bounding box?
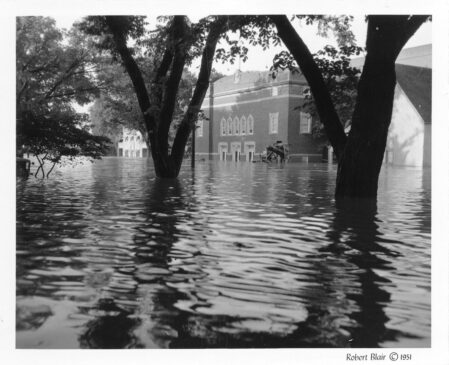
[137,136,141,141]
[227,117,233,135]
[125,137,129,142]
[221,118,227,136]
[240,116,246,135]
[247,115,254,135]
[233,117,240,135]
[269,112,279,134]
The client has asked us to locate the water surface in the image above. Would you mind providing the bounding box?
[16,158,431,348]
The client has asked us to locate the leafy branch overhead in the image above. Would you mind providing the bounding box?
[16,16,111,177]
[77,15,229,177]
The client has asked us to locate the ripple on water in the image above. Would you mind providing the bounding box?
[16,159,431,348]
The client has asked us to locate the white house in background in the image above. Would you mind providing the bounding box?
[351,44,432,168]
[385,63,431,167]
[117,128,149,158]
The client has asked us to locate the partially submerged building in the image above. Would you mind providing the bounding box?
[196,44,431,168]
[195,70,322,162]
[117,128,148,158]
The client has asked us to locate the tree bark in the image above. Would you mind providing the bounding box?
[107,16,227,178]
[335,15,428,198]
[272,14,427,198]
[105,16,156,150]
[170,17,227,175]
[270,15,347,159]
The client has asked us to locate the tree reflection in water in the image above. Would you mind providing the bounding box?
[79,298,142,349]
[18,160,429,348]
[81,176,417,348]
[319,198,398,347]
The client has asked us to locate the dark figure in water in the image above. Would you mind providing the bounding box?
[266,141,286,162]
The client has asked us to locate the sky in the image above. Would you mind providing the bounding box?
[52,15,432,76]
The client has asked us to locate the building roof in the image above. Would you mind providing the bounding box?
[396,44,432,68]
[350,44,432,124]
[350,44,432,69]
[209,69,306,96]
[395,64,432,124]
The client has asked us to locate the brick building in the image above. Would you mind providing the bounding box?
[196,44,431,167]
[195,69,322,162]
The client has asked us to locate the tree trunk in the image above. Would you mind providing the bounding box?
[170,17,227,176]
[272,15,427,198]
[335,15,428,198]
[270,15,347,159]
[107,16,226,179]
[335,55,396,197]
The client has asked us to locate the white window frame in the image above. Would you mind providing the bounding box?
[227,117,233,135]
[221,118,227,136]
[218,142,228,161]
[244,141,256,162]
[299,112,312,134]
[247,115,254,135]
[233,117,240,135]
[269,112,279,134]
[240,116,246,135]
[196,119,203,137]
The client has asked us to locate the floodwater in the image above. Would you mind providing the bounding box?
[16,158,431,348]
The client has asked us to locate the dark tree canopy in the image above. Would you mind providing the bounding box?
[78,15,229,177]
[16,16,111,177]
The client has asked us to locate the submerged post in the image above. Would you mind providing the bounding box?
[191,126,195,169]
[328,146,333,164]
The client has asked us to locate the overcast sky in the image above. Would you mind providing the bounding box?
[53,15,432,75]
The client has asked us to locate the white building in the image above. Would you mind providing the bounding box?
[352,44,431,168]
[385,63,431,167]
[117,128,148,158]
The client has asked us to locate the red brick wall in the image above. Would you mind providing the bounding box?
[195,74,322,161]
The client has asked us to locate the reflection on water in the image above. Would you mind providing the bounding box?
[16,158,431,348]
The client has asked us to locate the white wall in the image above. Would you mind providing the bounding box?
[386,85,425,167]
[117,129,147,157]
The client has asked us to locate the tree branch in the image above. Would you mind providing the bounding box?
[43,59,82,99]
[270,15,347,158]
[105,16,154,134]
[366,15,429,61]
[157,16,191,155]
[45,86,102,100]
[400,15,429,50]
[46,160,58,178]
[171,17,228,167]
[152,48,173,105]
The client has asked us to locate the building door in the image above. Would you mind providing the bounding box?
[218,143,228,161]
[231,142,241,162]
[118,148,123,157]
[244,142,256,162]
